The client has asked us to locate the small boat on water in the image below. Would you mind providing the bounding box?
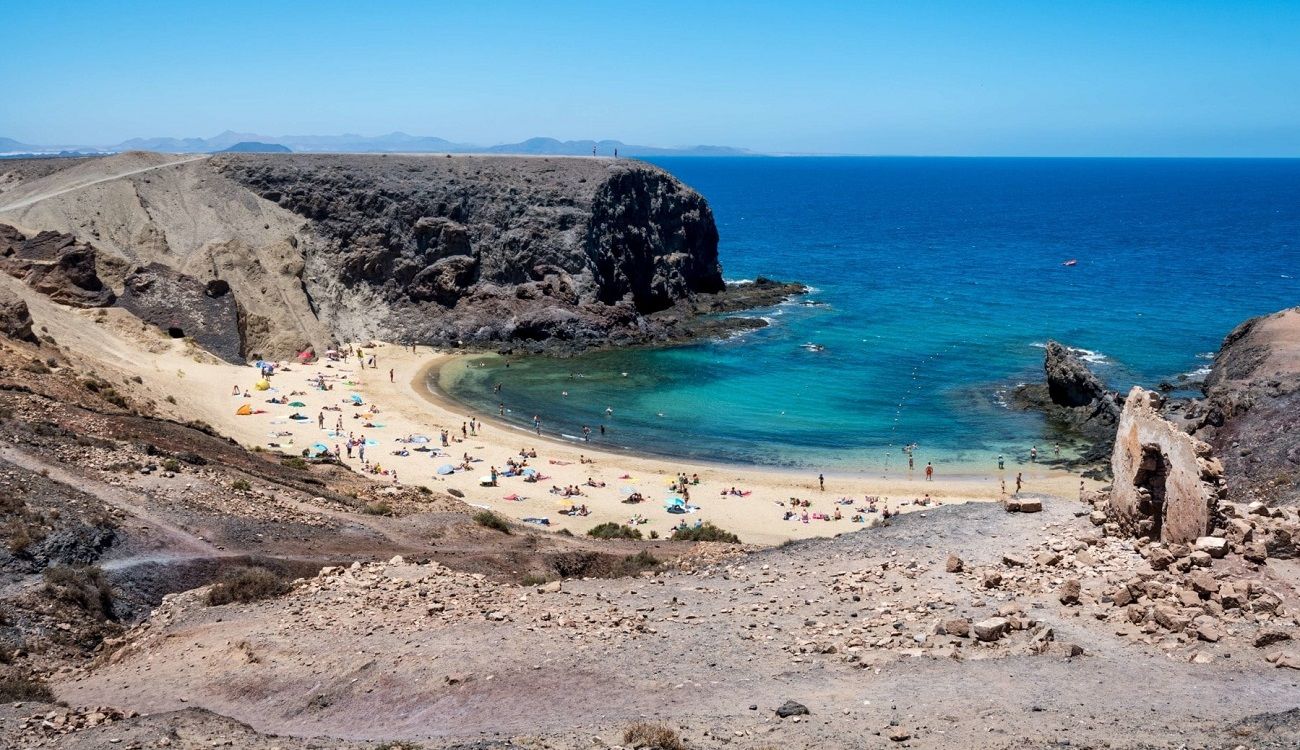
[801,342,825,352]
[1062,259,1078,267]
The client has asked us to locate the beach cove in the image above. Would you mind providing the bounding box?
[209,342,1088,545]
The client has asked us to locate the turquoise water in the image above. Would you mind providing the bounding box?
[439,157,1300,472]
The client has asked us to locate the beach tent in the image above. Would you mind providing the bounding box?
[309,442,329,457]
[254,379,271,391]
[436,464,455,475]
[349,393,364,405]
[235,403,253,416]
[410,435,430,444]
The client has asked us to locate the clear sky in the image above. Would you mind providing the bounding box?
[3,0,1298,155]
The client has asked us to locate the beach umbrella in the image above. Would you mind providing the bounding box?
[436,464,455,475]
[411,435,430,444]
[288,401,306,407]
[523,468,537,476]
[254,379,271,391]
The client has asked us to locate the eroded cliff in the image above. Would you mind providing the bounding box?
[214,154,737,349]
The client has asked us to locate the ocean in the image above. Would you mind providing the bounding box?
[437,157,1300,473]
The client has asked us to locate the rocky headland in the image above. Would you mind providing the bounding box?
[0,152,803,362]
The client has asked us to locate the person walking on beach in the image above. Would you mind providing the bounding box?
[925,462,934,481]
[389,368,394,383]
[1015,472,1023,494]
[1054,442,1061,459]
[318,412,324,429]
[997,453,1004,470]
[818,473,825,491]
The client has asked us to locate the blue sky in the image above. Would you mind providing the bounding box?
[3,1,1298,155]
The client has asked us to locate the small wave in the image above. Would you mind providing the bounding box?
[725,278,755,285]
[1029,341,1109,364]
[1196,351,1215,360]
[1185,365,1212,379]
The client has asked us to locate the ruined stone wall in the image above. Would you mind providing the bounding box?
[1110,387,1225,544]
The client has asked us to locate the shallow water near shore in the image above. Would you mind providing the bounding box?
[438,157,1300,472]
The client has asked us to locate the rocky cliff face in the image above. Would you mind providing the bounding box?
[117,264,245,363]
[214,154,732,349]
[1187,307,1300,507]
[0,224,115,308]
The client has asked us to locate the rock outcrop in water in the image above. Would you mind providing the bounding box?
[213,154,765,351]
[0,224,115,308]
[1013,340,1122,471]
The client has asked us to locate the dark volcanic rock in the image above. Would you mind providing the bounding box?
[211,154,776,350]
[0,286,36,342]
[1013,340,1122,469]
[1045,340,1108,407]
[1191,307,1300,507]
[117,264,245,363]
[0,224,115,307]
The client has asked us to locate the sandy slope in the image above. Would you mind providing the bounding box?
[0,152,329,356]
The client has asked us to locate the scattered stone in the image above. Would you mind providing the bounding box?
[1058,579,1081,606]
[776,700,810,718]
[974,617,1010,642]
[945,554,964,573]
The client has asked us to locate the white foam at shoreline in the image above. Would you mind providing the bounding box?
[1029,341,1110,365]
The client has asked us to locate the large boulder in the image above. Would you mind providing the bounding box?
[1110,387,1224,544]
[117,264,244,363]
[0,286,36,342]
[0,224,115,307]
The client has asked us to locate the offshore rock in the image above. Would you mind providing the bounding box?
[1012,340,1122,470]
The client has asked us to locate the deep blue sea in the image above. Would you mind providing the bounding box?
[439,157,1300,473]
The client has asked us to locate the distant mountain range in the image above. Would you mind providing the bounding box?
[0,131,751,157]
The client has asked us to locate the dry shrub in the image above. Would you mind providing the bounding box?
[43,565,114,620]
[0,671,54,702]
[623,721,685,750]
[473,511,511,534]
[206,567,291,606]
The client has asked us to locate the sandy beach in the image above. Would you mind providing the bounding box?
[218,343,1094,544]
[10,285,1093,545]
